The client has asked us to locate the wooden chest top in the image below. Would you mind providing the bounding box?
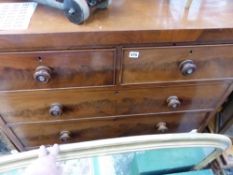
[0,0,233,51]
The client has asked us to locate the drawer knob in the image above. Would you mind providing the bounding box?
[156,122,168,132]
[49,103,63,117]
[59,131,71,143]
[179,60,197,76]
[34,66,52,83]
[167,96,181,109]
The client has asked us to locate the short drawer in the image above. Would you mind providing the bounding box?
[0,83,227,123]
[0,49,115,90]
[122,45,233,84]
[9,112,207,148]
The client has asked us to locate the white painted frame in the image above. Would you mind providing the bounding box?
[0,133,231,173]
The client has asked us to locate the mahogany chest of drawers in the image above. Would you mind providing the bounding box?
[0,0,233,151]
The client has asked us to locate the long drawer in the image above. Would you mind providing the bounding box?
[122,45,233,84]
[0,49,115,90]
[9,112,207,148]
[0,83,227,123]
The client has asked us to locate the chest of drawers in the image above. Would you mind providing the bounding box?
[0,0,233,151]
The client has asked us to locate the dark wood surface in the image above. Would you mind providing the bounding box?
[115,84,227,115]
[122,45,233,84]
[3,0,233,33]
[0,49,115,90]
[0,0,232,150]
[0,0,233,51]
[199,82,233,132]
[0,83,227,123]
[0,88,117,123]
[8,112,207,148]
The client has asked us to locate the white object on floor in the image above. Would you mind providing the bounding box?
[0,2,37,31]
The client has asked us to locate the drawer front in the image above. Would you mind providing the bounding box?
[0,49,115,90]
[9,113,207,148]
[116,83,227,115]
[0,83,226,123]
[0,89,117,123]
[122,45,233,84]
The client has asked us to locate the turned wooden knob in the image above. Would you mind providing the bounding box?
[33,66,52,83]
[167,96,181,109]
[49,103,63,117]
[156,122,168,133]
[179,60,197,76]
[59,131,71,143]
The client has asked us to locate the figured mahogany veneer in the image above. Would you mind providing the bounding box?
[122,45,233,84]
[0,89,116,123]
[0,49,115,90]
[8,113,206,148]
[0,83,227,123]
[0,0,233,151]
[116,84,227,115]
[1,0,233,51]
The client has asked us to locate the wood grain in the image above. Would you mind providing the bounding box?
[9,112,207,148]
[116,84,228,115]
[122,45,233,84]
[0,83,227,123]
[0,0,232,150]
[0,49,115,90]
[0,88,116,123]
[3,0,233,33]
[0,0,233,51]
